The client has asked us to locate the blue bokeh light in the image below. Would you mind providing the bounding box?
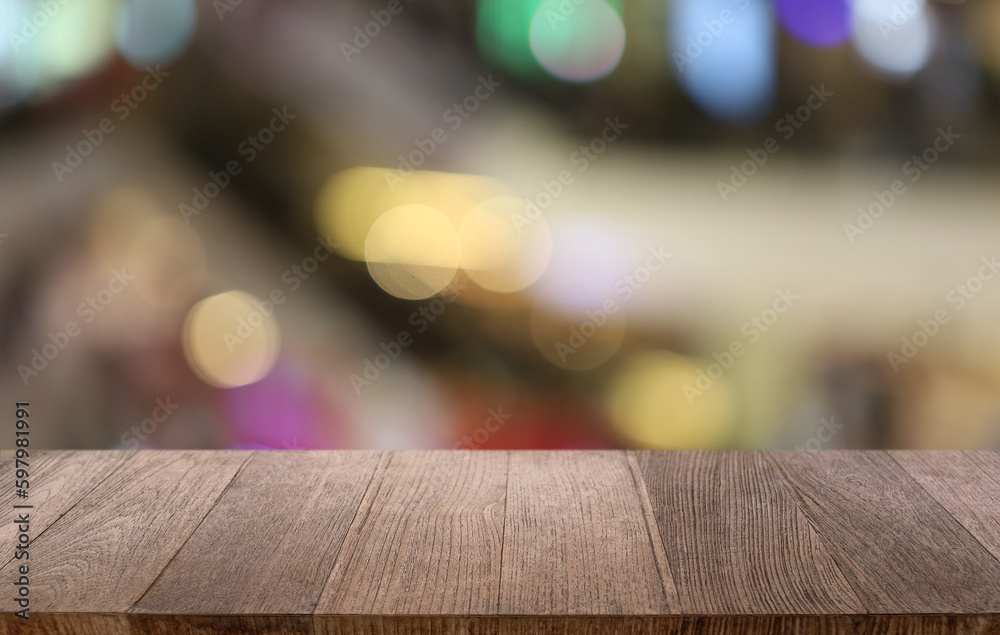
[669,0,776,124]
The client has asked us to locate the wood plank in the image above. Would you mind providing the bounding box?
[14,616,983,635]
[633,450,864,614]
[5,614,996,635]
[130,614,313,635]
[0,451,250,614]
[0,613,130,635]
[0,614,307,635]
[0,451,134,570]
[498,451,676,615]
[890,450,1000,564]
[766,450,1000,613]
[133,451,381,616]
[315,450,507,615]
[492,615,1000,635]
[315,616,496,635]
[4,449,1000,632]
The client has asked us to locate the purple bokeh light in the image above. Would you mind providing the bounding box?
[775,0,852,48]
[223,360,331,449]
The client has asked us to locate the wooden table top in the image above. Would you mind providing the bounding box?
[2,450,999,634]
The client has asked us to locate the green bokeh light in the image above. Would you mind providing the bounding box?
[476,0,625,83]
[476,0,547,79]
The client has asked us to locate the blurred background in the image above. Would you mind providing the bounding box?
[1,0,999,451]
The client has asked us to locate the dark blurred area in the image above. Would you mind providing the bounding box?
[1,0,999,451]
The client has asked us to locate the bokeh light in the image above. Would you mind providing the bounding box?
[528,0,625,83]
[0,1,30,106]
[851,0,934,78]
[314,168,507,262]
[37,0,116,86]
[223,361,330,450]
[0,0,122,104]
[365,204,462,300]
[476,0,547,79]
[116,0,197,67]
[183,291,281,389]
[0,1,18,68]
[459,196,552,293]
[2,0,999,458]
[669,0,776,123]
[532,214,632,319]
[605,351,736,448]
[530,302,626,371]
[775,0,852,48]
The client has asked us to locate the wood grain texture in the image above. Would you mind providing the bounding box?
[0,613,130,635]
[129,614,313,635]
[0,451,133,570]
[498,451,675,615]
[133,451,381,615]
[315,451,507,615]
[766,450,1000,613]
[493,615,1000,635]
[0,614,308,635]
[314,616,496,635]
[4,614,998,635]
[0,451,249,613]
[312,615,1000,635]
[633,451,864,614]
[4,450,1000,634]
[890,450,1000,564]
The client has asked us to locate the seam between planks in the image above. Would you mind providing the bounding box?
[496,450,510,615]
[0,450,139,572]
[128,451,258,612]
[887,451,1000,572]
[626,450,682,612]
[760,451,869,613]
[310,450,387,615]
